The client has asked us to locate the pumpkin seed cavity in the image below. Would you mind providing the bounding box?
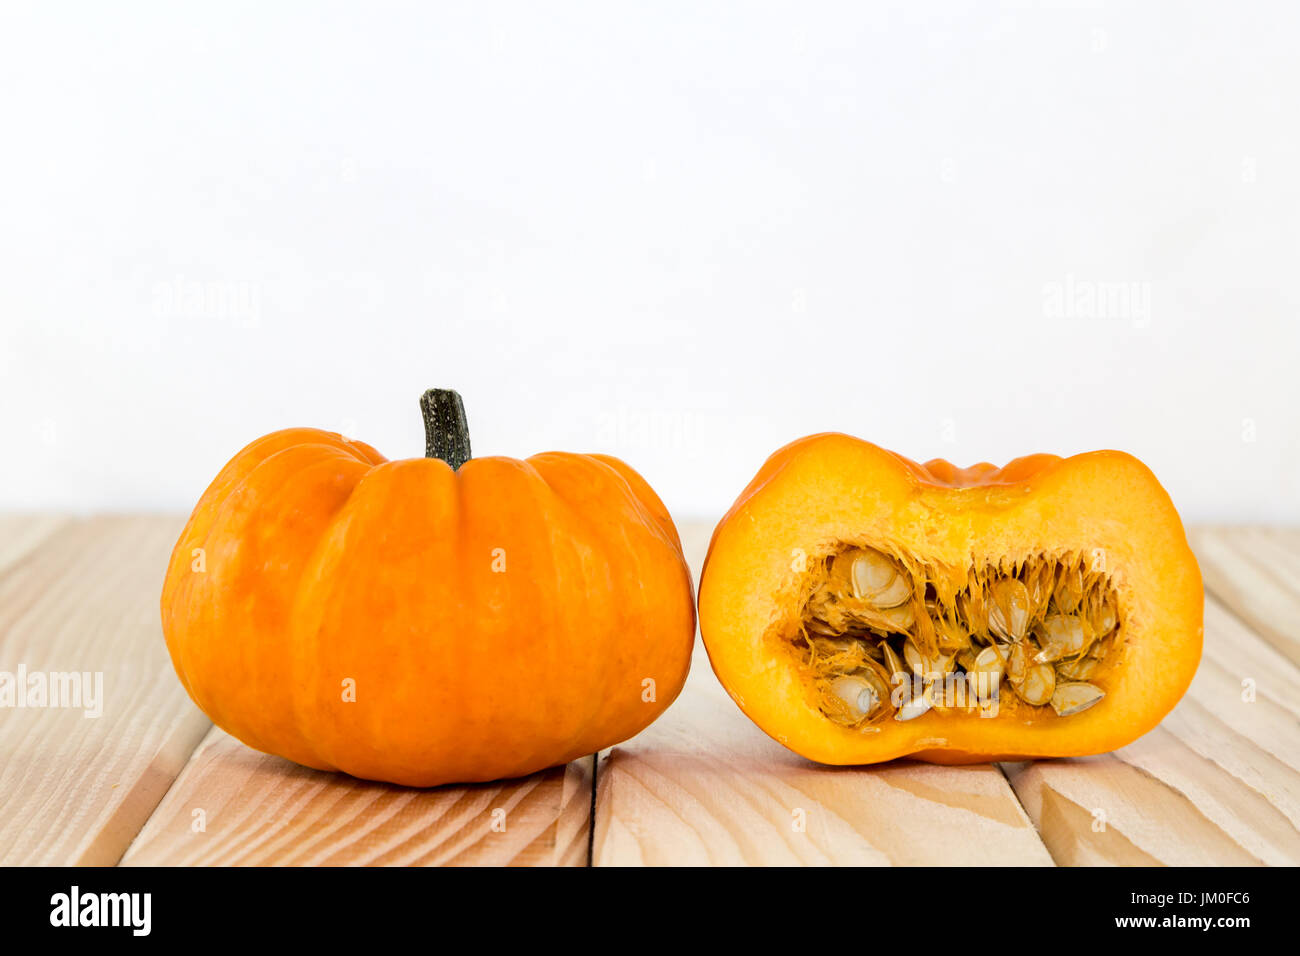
[795,546,1120,728]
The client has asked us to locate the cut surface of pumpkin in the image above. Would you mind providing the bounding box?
[698,433,1203,764]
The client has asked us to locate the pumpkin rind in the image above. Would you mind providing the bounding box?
[698,432,1203,765]
[162,421,695,787]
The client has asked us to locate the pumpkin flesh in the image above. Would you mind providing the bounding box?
[698,433,1203,764]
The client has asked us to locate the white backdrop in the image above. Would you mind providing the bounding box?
[2,2,1297,521]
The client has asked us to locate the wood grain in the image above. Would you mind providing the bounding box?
[593,651,1054,865]
[1190,526,1300,668]
[4,516,1299,867]
[0,516,211,865]
[122,728,592,866]
[0,514,68,571]
[1003,595,1300,865]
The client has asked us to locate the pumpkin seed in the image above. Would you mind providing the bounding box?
[1020,563,1047,617]
[969,645,1005,701]
[1034,642,1067,664]
[894,682,933,721]
[1005,641,1028,683]
[1095,593,1118,635]
[851,602,915,633]
[800,545,1121,725]
[931,612,969,653]
[1015,662,1056,706]
[1053,565,1084,614]
[829,674,882,720]
[1055,656,1099,681]
[987,579,1031,643]
[958,587,987,636]
[806,617,840,637]
[881,640,907,680]
[903,638,954,679]
[1036,614,1087,656]
[809,634,862,655]
[1050,681,1105,716]
[848,549,912,608]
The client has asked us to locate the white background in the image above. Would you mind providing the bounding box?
[2,1,1297,522]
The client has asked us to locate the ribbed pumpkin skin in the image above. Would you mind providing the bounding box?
[161,428,695,787]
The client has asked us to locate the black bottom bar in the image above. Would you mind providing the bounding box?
[0,865,1277,941]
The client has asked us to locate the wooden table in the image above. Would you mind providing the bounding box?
[1,516,1296,866]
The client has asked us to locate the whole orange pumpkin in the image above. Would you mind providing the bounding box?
[161,389,695,787]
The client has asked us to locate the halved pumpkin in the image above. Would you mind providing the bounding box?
[698,433,1203,764]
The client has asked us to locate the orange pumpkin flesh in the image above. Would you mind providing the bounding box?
[161,390,695,787]
[698,433,1203,765]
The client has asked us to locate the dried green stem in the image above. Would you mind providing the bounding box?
[420,388,472,470]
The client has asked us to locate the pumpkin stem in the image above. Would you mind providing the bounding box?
[419,388,472,470]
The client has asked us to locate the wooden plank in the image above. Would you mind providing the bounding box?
[1003,595,1300,865]
[0,514,68,572]
[593,659,1054,865]
[1190,526,1300,668]
[12,515,1294,867]
[121,728,592,866]
[592,520,1055,866]
[0,516,212,865]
